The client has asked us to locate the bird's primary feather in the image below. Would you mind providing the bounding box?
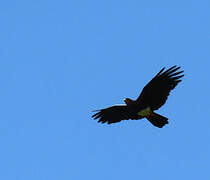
[92,105,142,124]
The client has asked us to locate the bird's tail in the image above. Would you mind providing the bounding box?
[146,112,168,128]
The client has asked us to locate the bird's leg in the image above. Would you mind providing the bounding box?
[137,107,152,117]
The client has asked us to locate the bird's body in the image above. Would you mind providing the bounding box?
[92,66,184,128]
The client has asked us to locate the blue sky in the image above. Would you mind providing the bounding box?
[0,0,210,179]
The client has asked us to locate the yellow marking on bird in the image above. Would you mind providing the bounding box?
[137,107,151,116]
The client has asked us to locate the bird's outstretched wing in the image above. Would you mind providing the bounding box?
[92,105,138,124]
[137,65,184,110]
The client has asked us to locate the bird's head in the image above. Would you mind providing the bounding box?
[124,98,134,105]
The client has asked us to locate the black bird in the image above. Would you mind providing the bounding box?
[92,66,184,128]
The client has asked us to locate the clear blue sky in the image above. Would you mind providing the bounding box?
[0,0,210,179]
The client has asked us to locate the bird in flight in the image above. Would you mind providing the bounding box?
[92,65,184,128]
